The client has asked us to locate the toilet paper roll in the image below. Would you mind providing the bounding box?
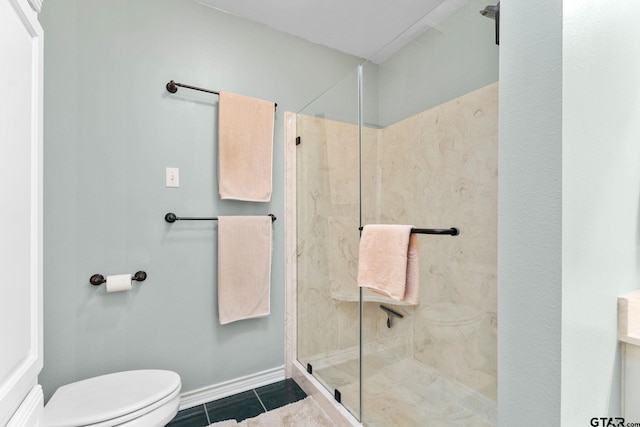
[106,274,132,292]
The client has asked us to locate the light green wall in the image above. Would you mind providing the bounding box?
[375,0,499,127]
[499,1,640,424]
[39,0,362,400]
[562,0,640,423]
[297,0,499,130]
[498,0,562,424]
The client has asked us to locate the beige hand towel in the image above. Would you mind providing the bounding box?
[217,216,272,324]
[327,216,413,304]
[357,224,419,304]
[218,91,275,202]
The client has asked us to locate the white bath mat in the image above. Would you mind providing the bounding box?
[207,396,334,427]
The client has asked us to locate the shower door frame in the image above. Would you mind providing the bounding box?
[283,110,361,427]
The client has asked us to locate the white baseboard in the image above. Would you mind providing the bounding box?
[6,385,43,427]
[179,366,286,410]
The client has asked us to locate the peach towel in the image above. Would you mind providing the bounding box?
[357,224,419,304]
[218,91,275,202]
[217,216,272,324]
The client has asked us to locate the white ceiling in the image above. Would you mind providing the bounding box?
[196,0,475,63]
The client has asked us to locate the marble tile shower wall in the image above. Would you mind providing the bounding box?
[376,82,498,399]
[297,82,498,400]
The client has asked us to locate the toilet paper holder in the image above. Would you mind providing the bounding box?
[89,271,147,286]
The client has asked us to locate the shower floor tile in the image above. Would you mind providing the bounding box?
[310,346,496,427]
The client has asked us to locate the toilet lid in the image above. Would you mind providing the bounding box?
[45,370,181,427]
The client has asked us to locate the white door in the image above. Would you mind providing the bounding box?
[0,0,44,425]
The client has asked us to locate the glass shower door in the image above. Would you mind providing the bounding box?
[296,68,362,420]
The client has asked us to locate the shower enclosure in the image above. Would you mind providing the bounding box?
[287,1,499,425]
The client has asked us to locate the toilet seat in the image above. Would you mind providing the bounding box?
[44,370,181,427]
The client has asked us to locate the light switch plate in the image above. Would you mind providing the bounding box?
[166,167,179,187]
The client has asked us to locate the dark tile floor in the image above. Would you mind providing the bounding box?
[166,378,307,427]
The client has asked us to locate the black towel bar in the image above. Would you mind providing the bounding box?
[165,212,276,223]
[166,80,277,109]
[358,226,459,236]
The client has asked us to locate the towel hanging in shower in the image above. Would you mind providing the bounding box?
[357,224,419,304]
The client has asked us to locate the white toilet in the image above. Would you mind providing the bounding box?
[44,370,181,427]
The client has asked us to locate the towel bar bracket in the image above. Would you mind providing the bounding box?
[166,81,177,93]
